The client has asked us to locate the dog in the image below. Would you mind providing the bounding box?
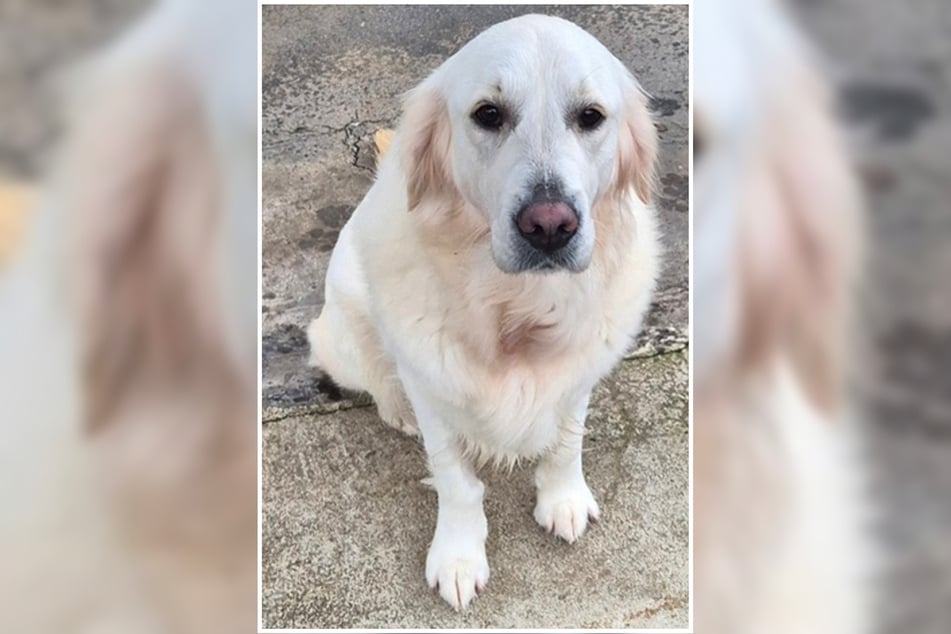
[693,1,875,632]
[308,14,660,610]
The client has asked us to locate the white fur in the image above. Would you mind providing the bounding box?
[308,14,660,610]
[754,362,873,634]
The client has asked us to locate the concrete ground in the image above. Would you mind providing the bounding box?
[261,5,689,629]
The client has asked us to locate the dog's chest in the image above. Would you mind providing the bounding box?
[497,314,564,359]
[423,265,642,459]
[451,369,570,461]
[462,276,598,362]
[451,327,612,460]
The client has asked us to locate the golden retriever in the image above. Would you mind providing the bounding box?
[308,14,661,610]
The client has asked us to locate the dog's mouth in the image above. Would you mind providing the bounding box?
[493,191,592,274]
[487,187,593,274]
[494,246,588,275]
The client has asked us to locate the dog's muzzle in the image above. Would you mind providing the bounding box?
[514,181,580,254]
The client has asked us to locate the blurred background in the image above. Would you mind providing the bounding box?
[1,0,148,264]
[0,0,948,633]
[791,0,950,631]
[1,0,257,632]
[693,0,950,632]
[0,0,148,180]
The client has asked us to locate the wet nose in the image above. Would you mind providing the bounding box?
[515,202,579,253]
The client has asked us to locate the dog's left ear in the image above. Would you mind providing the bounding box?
[400,84,454,210]
[60,62,247,433]
[616,80,658,204]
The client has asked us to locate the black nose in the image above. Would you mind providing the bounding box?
[515,202,579,252]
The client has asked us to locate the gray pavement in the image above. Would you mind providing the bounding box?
[262,353,688,629]
[261,4,689,629]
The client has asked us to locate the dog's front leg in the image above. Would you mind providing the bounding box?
[534,391,600,543]
[402,378,489,610]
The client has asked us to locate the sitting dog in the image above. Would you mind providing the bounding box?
[308,14,660,610]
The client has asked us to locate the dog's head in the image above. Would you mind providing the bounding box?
[399,14,656,274]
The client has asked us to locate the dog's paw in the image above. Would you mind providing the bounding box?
[376,393,420,437]
[534,480,600,543]
[425,534,489,610]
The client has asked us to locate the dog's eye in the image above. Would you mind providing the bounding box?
[577,108,605,130]
[472,104,504,130]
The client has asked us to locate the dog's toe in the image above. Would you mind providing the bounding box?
[534,482,600,543]
[427,558,487,610]
[425,538,489,610]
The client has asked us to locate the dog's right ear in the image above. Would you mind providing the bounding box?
[736,64,863,415]
[616,78,658,205]
[400,84,454,210]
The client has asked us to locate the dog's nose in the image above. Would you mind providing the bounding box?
[515,202,578,253]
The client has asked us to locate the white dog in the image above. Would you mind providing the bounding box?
[308,14,660,610]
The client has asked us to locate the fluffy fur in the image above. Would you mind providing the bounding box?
[0,1,257,632]
[694,1,874,632]
[308,14,660,610]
